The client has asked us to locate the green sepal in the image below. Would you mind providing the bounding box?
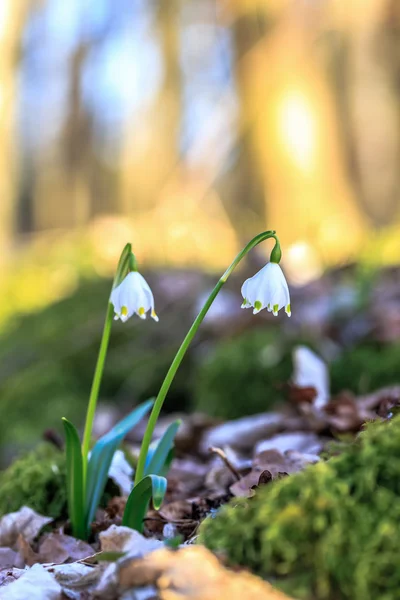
[113,243,132,288]
[270,237,282,263]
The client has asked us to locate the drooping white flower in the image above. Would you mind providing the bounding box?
[241,262,291,317]
[110,272,159,322]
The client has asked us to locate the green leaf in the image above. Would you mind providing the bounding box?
[122,475,167,532]
[144,419,181,477]
[62,418,86,540]
[85,399,154,528]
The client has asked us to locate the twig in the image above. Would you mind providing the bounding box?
[208,446,241,481]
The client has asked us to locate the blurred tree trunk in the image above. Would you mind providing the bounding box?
[119,0,181,214]
[221,11,266,248]
[0,0,31,264]
[225,1,367,265]
[32,42,94,230]
[342,0,400,227]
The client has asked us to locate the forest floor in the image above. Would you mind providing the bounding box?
[0,265,399,599]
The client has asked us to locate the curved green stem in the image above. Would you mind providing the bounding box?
[134,229,278,485]
[81,243,132,487]
[82,302,114,486]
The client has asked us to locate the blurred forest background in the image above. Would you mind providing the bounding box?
[0,0,400,459]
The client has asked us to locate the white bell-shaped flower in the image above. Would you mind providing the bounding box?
[110,272,159,322]
[241,262,291,317]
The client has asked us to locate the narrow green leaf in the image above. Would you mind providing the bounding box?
[122,475,167,532]
[62,418,86,540]
[144,419,181,477]
[85,399,154,528]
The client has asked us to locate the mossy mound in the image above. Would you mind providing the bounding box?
[0,443,120,520]
[199,416,400,600]
[330,342,400,395]
[194,330,294,419]
[0,444,67,519]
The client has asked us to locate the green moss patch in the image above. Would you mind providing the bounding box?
[0,444,67,519]
[199,416,400,600]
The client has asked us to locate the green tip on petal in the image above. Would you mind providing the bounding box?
[273,303,279,315]
[254,300,262,312]
[285,303,291,317]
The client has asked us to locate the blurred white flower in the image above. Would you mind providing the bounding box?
[110,272,159,322]
[241,262,291,317]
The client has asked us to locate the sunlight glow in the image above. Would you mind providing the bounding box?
[278,92,316,171]
[284,241,323,286]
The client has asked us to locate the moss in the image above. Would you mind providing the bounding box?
[0,443,121,521]
[199,415,400,600]
[194,330,299,419]
[330,342,400,395]
[0,444,67,519]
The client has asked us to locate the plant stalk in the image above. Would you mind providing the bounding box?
[134,230,278,484]
[82,301,114,486]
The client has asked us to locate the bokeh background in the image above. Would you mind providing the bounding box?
[1,0,400,461]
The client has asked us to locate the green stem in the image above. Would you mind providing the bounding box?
[135,229,277,485]
[82,301,114,486]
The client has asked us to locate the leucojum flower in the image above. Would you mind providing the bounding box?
[111,271,159,322]
[241,243,291,317]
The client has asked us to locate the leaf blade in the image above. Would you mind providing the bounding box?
[122,474,167,532]
[144,419,181,477]
[62,418,86,540]
[85,399,154,528]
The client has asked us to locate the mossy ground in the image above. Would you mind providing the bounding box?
[0,444,67,519]
[0,443,120,520]
[199,416,400,600]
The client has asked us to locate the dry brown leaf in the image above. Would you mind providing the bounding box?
[39,533,94,564]
[100,525,163,556]
[0,548,19,570]
[118,546,293,600]
[229,449,306,497]
[324,392,378,432]
[0,507,52,549]
[16,535,39,567]
[0,563,61,599]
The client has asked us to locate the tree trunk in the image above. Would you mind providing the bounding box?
[0,0,31,263]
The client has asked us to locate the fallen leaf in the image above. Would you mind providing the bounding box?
[229,449,305,497]
[0,548,19,570]
[201,413,291,452]
[0,568,25,588]
[100,525,163,556]
[39,534,94,564]
[255,432,323,455]
[117,546,293,600]
[0,507,52,548]
[324,392,378,432]
[50,562,100,591]
[0,563,60,599]
[16,535,39,567]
